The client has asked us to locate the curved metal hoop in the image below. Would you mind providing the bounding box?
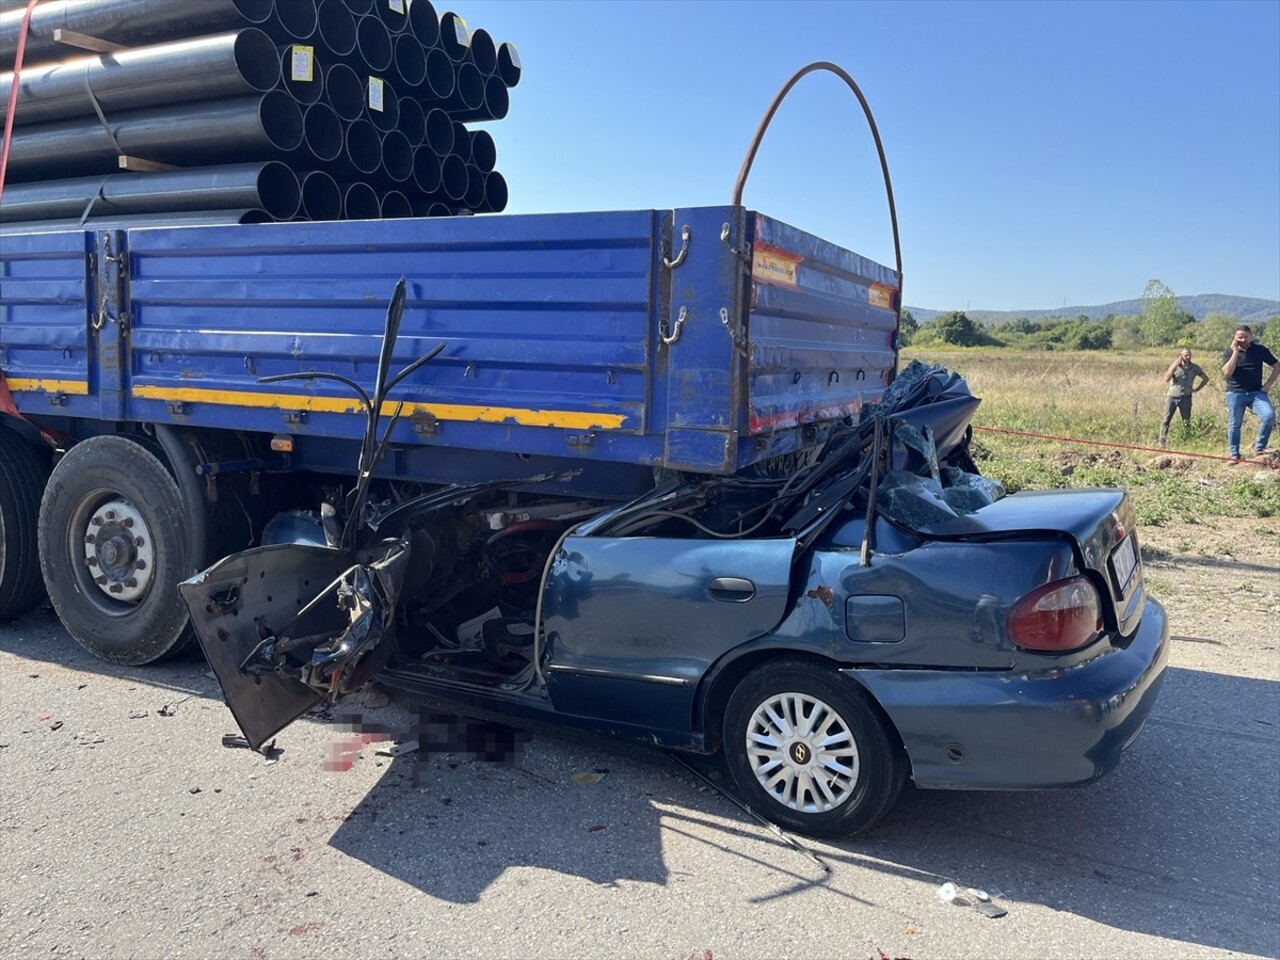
[732,61,903,306]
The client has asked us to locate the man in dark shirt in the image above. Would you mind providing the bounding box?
[1220,324,1278,463]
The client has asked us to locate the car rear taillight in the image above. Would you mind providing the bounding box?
[1008,576,1103,652]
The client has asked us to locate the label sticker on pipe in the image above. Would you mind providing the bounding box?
[291,46,314,83]
[388,0,405,12]
[505,44,521,69]
[368,77,385,112]
[453,16,471,47]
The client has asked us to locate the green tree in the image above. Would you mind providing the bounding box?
[1259,317,1279,354]
[1193,312,1239,352]
[1112,315,1143,350]
[1068,323,1112,350]
[1037,318,1110,350]
[897,308,918,346]
[1138,279,1193,346]
[933,310,983,346]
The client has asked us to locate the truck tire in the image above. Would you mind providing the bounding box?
[722,660,907,838]
[0,428,49,622]
[38,435,194,664]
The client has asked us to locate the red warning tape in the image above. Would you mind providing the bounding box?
[972,425,1277,468]
[0,0,42,205]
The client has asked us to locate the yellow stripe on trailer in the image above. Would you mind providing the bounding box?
[5,378,90,395]
[130,385,627,430]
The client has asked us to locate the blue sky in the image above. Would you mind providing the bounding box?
[460,0,1280,312]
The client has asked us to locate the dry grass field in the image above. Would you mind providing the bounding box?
[906,347,1234,454]
[903,347,1280,653]
[904,346,1279,525]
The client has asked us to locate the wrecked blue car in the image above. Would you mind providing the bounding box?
[182,360,1168,838]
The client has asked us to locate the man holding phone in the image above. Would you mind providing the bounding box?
[1159,348,1208,447]
[1220,325,1278,463]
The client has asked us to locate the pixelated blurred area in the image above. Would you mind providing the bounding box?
[324,708,530,774]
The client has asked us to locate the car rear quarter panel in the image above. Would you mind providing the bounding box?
[847,596,1169,788]
[697,534,1167,789]
[811,537,1081,668]
[691,533,1084,745]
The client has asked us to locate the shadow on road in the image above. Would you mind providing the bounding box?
[5,606,1276,954]
[848,665,1279,956]
[0,603,211,695]
[325,666,1278,957]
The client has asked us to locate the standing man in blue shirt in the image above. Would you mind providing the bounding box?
[1221,325,1278,464]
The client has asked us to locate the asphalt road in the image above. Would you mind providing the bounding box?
[1,603,1277,960]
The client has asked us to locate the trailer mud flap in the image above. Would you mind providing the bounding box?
[179,541,410,750]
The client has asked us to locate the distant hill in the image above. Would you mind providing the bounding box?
[907,294,1280,327]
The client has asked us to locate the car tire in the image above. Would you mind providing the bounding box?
[0,428,50,622]
[723,659,907,838]
[38,435,195,664]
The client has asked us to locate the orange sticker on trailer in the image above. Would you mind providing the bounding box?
[869,283,896,310]
[752,243,804,289]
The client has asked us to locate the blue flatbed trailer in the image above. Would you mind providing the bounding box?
[0,200,1172,850]
[0,67,1170,841]
[2,207,899,495]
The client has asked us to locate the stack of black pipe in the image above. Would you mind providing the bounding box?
[0,0,518,232]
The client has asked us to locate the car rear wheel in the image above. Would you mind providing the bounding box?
[0,428,49,621]
[38,435,195,664]
[723,660,907,838]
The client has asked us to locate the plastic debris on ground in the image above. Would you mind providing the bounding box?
[374,740,420,757]
[936,881,1008,918]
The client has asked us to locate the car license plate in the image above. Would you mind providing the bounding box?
[1110,534,1138,593]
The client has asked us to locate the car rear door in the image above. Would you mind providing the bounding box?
[541,537,797,737]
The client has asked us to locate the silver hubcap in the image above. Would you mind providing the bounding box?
[745,692,860,814]
[82,498,154,602]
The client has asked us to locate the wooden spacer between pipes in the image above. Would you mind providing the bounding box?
[52,28,129,55]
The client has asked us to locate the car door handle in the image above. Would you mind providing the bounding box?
[707,577,756,602]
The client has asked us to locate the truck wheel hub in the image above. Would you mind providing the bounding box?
[83,498,154,602]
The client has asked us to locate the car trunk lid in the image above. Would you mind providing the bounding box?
[913,488,1146,637]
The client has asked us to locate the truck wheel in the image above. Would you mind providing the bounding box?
[0,428,49,621]
[38,436,194,664]
[723,660,907,838]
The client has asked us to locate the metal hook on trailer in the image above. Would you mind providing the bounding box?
[661,224,690,269]
[660,306,688,346]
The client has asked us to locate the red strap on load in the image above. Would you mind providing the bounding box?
[0,0,42,205]
[0,372,70,447]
